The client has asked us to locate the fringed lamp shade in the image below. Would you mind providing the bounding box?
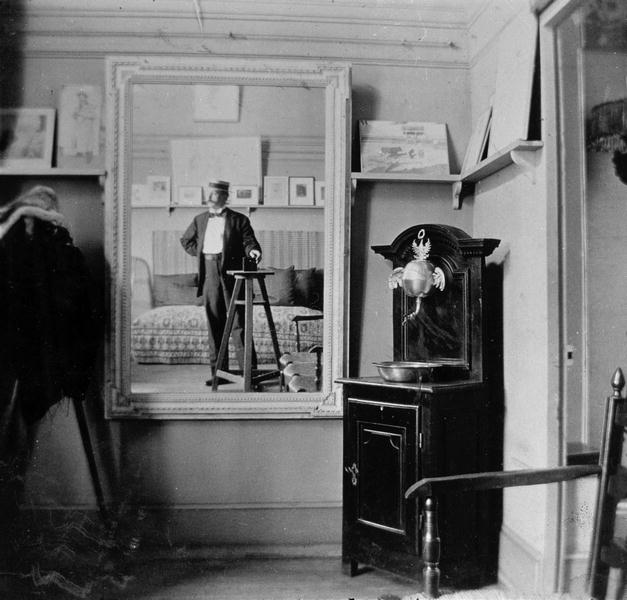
[587,98,627,152]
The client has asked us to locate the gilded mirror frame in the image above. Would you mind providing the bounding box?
[104,56,351,419]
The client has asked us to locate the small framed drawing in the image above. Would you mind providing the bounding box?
[263,176,289,206]
[230,185,260,206]
[57,85,103,168]
[193,85,240,122]
[289,177,315,206]
[146,175,171,206]
[176,186,202,207]
[0,108,55,168]
[315,180,326,207]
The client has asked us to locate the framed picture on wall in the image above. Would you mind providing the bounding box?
[263,176,289,206]
[57,85,103,168]
[230,185,260,206]
[170,136,262,196]
[315,180,326,206]
[146,175,171,206]
[0,108,55,168]
[193,85,240,122]
[289,176,314,206]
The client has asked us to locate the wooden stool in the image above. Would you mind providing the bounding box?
[213,270,282,391]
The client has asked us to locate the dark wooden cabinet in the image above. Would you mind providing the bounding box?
[340,377,499,587]
[340,224,502,587]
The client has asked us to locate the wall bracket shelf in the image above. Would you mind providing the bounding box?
[351,139,543,210]
[455,139,543,208]
[0,167,107,188]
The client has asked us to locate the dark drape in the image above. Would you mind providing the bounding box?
[0,216,99,426]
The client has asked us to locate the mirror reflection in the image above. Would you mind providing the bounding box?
[129,83,325,395]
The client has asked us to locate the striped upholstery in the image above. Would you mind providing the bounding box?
[152,229,324,274]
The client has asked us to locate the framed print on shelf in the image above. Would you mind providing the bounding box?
[461,104,492,174]
[488,9,537,154]
[0,108,55,168]
[57,85,103,168]
[289,176,315,206]
[146,175,171,206]
[263,175,289,206]
[176,185,203,207]
[230,185,260,206]
[359,120,450,175]
[315,180,326,206]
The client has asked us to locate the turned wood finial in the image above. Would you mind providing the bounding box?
[611,368,625,397]
[422,496,441,598]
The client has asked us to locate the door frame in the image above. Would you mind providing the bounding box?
[539,0,589,592]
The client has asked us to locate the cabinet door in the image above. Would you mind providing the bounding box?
[345,398,420,555]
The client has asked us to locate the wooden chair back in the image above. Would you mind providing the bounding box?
[405,367,627,599]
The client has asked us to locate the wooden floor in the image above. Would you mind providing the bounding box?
[4,555,427,600]
[101,556,423,600]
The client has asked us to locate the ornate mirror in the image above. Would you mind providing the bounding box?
[104,56,351,418]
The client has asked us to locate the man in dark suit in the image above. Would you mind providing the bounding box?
[180,179,262,386]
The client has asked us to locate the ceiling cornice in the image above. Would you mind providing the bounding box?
[4,0,493,69]
[19,49,469,71]
[14,1,482,26]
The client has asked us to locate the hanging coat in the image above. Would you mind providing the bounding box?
[0,214,99,425]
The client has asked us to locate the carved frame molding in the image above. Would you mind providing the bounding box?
[104,55,351,419]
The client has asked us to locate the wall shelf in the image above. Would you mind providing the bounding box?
[460,139,543,183]
[149,204,324,211]
[0,167,107,189]
[454,139,543,208]
[0,167,106,177]
[351,172,459,183]
[351,139,543,210]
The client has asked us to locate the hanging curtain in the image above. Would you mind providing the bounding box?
[0,189,99,429]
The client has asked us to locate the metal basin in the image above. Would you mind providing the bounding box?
[374,361,442,383]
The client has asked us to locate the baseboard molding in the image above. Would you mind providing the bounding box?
[22,503,343,548]
[498,524,542,593]
[130,543,342,562]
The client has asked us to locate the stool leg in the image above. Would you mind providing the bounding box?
[258,278,282,370]
[73,398,108,525]
[243,277,254,391]
[213,278,242,391]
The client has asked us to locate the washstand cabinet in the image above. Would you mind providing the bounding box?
[340,224,502,588]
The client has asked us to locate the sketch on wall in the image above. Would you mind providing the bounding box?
[170,136,262,200]
[193,85,240,121]
[57,85,103,168]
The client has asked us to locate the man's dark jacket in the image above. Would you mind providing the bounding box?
[180,208,261,295]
